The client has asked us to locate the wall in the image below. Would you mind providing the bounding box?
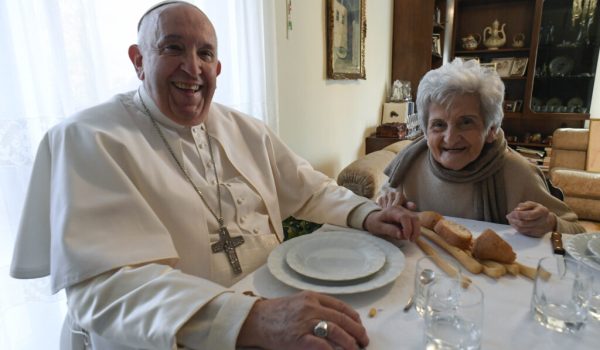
[274,0,393,178]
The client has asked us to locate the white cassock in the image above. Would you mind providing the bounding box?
[10,87,379,349]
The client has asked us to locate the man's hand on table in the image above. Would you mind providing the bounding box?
[237,291,369,350]
[506,201,557,237]
[365,191,420,241]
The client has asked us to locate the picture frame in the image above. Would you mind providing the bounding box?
[480,62,497,72]
[326,0,366,80]
[490,57,514,77]
[432,33,441,56]
[457,56,480,63]
[510,57,529,76]
[503,100,516,112]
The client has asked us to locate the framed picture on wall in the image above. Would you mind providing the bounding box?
[326,0,366,79]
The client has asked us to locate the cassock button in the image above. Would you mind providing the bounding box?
[226,183,232,187]
[236,198,243,204]
[198,143,204,149]
[253,228,259,234]
[211,180,217,185]
[240,216,246,223]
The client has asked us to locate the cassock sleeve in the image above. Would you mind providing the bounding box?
[264,127,375,227]
[67,263,258,349]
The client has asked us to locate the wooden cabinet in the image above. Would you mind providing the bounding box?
[392,0,447,100]
[449,0,596,145]
[365,134,401,154]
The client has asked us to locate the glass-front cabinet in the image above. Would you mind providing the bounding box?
[531,0,599,116]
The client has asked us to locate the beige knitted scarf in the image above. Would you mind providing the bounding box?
[384,129,509,224]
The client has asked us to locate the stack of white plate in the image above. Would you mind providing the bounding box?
[267,231,405,294]
[565,232,600,269]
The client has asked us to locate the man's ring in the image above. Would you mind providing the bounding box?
[313,320,328,338]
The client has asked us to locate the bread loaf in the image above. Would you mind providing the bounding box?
[472,229,516,264]
[419,211,443,230]
[433,219,473,250]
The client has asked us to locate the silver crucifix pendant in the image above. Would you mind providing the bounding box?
[211,225,245,274]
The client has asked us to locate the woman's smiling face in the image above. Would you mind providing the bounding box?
[426,94,497,170]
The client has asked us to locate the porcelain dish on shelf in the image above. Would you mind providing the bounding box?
[545,97,562,107]
[267,231,405,294]
[565,232,600,269]
[285,234,386,281]
[549,56,574,76]
[567,97,584,107]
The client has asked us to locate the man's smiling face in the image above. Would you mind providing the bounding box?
[132,3,221,126]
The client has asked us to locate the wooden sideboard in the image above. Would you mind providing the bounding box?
[365,134,401,154]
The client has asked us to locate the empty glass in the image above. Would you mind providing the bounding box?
[580,254,600,322]
[531,256,593,333]
[423,277,483,350]
[414,255,461,316]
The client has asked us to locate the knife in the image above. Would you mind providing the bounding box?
[551,231,565,255]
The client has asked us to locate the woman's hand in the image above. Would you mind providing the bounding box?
[376,191,416,210]
[506,201,557,237]
[364,205,420,241]
[237,291,368,350]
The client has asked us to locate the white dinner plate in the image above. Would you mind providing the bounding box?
[285,234,386,281]
[564,232,600,269]
[587,236,600,258]
[268,231,405,294]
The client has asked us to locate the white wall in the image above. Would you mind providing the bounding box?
[273,0,393,178]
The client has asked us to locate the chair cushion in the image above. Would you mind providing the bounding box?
[337,150,396,199]
[383,139,413,154]
[551,168,600,199]
[552,128,589,151]
[550,150,587,170]
[563,197,600,222]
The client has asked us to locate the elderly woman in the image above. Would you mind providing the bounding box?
[378,58,584,236]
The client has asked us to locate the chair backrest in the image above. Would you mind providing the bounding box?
[550,128,589,171]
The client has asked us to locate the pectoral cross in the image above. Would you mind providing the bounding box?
[211,221,245,275]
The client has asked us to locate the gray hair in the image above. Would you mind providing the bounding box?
[136,1,215,53]
[416,58,505,134]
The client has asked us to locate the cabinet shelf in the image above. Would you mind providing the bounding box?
[450,0,592,144]
[454,48,531,55]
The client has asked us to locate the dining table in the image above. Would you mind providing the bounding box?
[232,217,600,349]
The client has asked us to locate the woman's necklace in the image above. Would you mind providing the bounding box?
[138,91,245,274]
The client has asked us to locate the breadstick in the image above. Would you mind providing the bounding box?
[479,260,507,279]
[517,262,538,280]
[503,263,520,276]
[420,227,483,274]
[415,238,472,288]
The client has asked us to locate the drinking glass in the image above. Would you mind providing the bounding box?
[580,254,600,322]
[531,256,592,333]
[423,277,483,350]
[414,255,461,316]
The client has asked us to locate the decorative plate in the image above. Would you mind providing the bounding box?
[285,234,386,281]
[267,231,405,294]
[565,232,600,270]
[549,56,574,76]
[545,97,562,107]
[567,97,584,107]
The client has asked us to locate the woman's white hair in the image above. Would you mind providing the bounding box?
[416,58,505,135]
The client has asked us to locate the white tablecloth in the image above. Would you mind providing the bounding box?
[232,217,599,349]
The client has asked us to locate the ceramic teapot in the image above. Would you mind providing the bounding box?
[512,33,525,48]
[461,33,481,50]
[482,19,506,49]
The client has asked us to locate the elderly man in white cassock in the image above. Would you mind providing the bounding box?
[10,1,420,349]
